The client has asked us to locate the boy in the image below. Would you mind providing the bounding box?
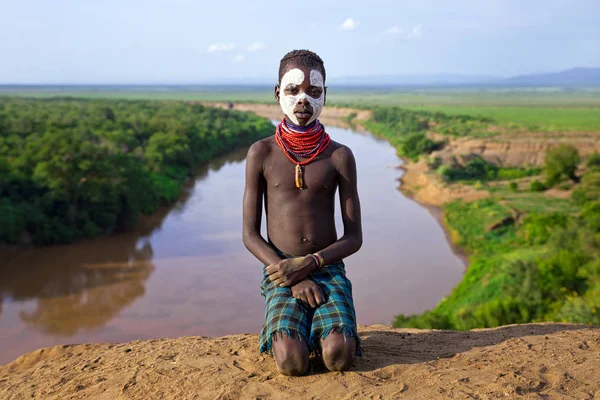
[242,50,362,376]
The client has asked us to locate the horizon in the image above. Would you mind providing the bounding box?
[1,66,599,87]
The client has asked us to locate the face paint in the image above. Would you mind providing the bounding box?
[278,68,325,125]
[307,70,325,124]
[279,68,305,125]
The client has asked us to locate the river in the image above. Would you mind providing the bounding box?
[0,124,465,365]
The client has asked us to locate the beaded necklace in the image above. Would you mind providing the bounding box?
[275,118,331,189]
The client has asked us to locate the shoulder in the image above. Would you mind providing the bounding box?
[329,140,356,168]
[247,136,276,161]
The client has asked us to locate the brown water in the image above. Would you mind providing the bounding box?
[0,125,465,365]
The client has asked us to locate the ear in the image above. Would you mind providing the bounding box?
[323,86,327,106]
[274,85,280,103]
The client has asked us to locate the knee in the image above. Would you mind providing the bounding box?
[276,355,308,376]
[273,339,309,376]
[275,350,309,376]
[322,339,355,372]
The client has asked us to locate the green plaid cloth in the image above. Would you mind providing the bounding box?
[259,254,361,356]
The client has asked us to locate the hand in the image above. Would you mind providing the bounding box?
[291,279,325,308]
[266,256,317,287]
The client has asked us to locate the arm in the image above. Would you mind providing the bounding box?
[242,141,283,266]
[314,145,363,265]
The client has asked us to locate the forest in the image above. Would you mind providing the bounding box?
[0,98,273,245]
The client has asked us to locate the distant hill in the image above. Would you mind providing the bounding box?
[329,67,600,87]
[505,67,600,86]
[1,68,598,88]
[327,74,500,86]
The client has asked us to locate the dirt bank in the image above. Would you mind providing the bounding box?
[205,102,372,130]
[1,323,598,399]
[433,130,600,168]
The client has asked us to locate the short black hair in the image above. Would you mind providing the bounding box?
[278,49,326,84]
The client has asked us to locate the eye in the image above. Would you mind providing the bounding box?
[310,88,322,97]
[285,86,299,95]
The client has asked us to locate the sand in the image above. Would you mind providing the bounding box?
[2,323,599,399]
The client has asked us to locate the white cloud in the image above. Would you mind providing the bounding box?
[207,43,235,53]
[384,25,403,35]
[232,54,245,63]
[340,18,358,30]
[247,41,265,52]
[407,24,422,39]
[383,24,422,39]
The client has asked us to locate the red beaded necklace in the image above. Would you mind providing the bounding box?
[275,118,331,189]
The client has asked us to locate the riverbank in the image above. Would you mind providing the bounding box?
[2,323,598,399]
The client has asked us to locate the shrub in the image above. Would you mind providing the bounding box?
[530,179,546,192]
[440,157,498,182]
[544,144,580,186]
[586,152,600,168]
[572,171,600,205]
[509,182,518,192]
[402,133,440,160]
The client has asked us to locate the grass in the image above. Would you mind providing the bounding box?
[405,105,600,132]
[492,189,579,214]
[3,86,599,131]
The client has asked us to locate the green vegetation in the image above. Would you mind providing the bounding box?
[586,152,600,168]
[437,157,541,183]
[4,86,598,131]
[530,180,547,192]
[361,105,599,329]
[544,144,580,186]
[404,105,600,132]
[364,106,495,160]
[0,97,272,245]
[394,172,600,329]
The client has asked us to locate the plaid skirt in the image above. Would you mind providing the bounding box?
[259,256,361,356]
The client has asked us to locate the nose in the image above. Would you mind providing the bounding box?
[296,94,309,105]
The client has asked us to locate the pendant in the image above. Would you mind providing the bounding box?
[295,164,304,189]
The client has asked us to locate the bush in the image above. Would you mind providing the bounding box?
[496,167,542,180]
[509,182,518,192]
[530,179,547,192]
[586,152,600,168]
[402,133,440,160]
[572,171,600,205]
[439,157,498,182]
[520,212,569,245]
[544,144,580,186]
[558,181,572,190]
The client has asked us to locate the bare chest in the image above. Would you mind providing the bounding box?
[264,152,338,193]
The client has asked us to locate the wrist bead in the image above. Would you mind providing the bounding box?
[308,254,319,269]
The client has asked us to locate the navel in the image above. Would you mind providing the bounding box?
[301,237,309,243]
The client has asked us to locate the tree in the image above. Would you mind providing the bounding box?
[544,144,580,186]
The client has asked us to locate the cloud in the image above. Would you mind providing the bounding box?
[383,24,422,39]
[340,18,358,30]
[207,43,235,53]
[384,25,403,35]
[232,54,245,63]
[247,41,265,52]
[407,24,422,39]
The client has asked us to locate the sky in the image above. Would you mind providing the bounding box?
[0,0,599,84]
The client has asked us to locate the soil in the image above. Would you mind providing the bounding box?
[2,324,598,399]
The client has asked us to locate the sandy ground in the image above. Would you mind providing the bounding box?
[1,323,598,399]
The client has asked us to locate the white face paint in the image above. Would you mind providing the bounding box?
[278,68,325,125]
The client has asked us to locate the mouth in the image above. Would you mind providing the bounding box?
[293,109,313,120]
